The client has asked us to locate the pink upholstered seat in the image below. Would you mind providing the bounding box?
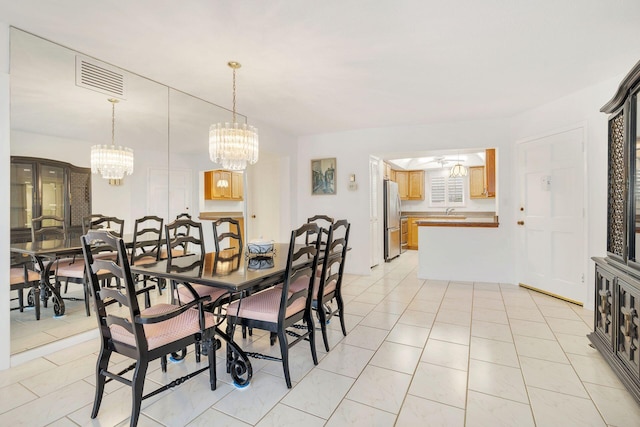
[227,285,308,323]
[10,267,40,284]
[110,303,216,350]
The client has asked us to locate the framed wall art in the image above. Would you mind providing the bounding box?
[311,157,336,195]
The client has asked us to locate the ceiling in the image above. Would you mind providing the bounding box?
[2,1,640,137]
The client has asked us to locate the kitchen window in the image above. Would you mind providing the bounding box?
[428,171,465,207]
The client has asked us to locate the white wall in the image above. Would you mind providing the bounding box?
[297,119,514,277]
[509,74,623,309]
[1,22,10,371]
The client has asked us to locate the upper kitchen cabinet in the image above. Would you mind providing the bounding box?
[395,170,424,200]
[469,149,496,199]
[204,170,244,200]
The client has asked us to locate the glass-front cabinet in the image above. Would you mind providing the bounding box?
[592,61,640,406]
[10,156,91,243]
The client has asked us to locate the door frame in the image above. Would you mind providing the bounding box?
[514,122,589,304]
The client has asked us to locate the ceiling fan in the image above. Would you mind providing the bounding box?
[426,156,453,167]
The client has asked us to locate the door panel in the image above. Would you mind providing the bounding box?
[517,127,585,303]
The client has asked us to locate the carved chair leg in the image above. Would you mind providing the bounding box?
[278,329,292,388]
[91,347,112,419]
[130,360,148,427]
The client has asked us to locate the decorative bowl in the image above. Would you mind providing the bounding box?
[247,239,274,255]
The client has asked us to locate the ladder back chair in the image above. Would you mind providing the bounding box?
[81,229,218,427]
[306,214,334,248]
[10,259,42,320]
[212,217,243,253]
[314,219,351,351]
[226,222,321,388]
[31,215,66,242]
[165,219,229,309]
[130,215,164,300]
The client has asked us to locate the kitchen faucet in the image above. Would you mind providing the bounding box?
[445,207,455,215]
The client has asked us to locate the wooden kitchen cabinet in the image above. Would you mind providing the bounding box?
[395,170,424,201]
[485,148,496,197]
[469,166,486,198]
[231,172,243,200]
[470,149,496,199]
[395,171,409,199]
[408,171,424,200]
[204,170,244,200]
[407,217,420,250]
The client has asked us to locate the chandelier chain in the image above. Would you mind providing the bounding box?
[111,101,115,146]
[232,67,237,123]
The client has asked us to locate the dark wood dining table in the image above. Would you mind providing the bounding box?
[129,243,302,387]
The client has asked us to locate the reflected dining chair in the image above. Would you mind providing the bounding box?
[166,218,229,311]
[226,223,321,388]
[314,219,351,351]
[130,215,164,301]
[31,215,67,242]
[10,258,42,320]
[212,218,243,253]
[82,215,125,238]
[81,229,218,427]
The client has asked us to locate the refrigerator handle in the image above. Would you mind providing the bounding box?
[396,193,402,215]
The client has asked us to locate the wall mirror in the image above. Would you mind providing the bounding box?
[8,28,243,355]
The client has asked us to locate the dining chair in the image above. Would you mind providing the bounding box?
[130,215,164,302]
[82,215,125,238]
[160,213,192,259]
[226,222,321,388]
[81,229,218,427]
[31,215,66,242]
[306,214,334,247]
[314,219,351,351]
[212,218,243,252]
[30,215,91,314]
[165,218,229,310]
[10,258,42,320]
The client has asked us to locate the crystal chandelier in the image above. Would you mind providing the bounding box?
[91,98,134,182]
[209,61,259,171]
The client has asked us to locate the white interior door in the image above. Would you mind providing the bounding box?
[168,169,192,219]
[516,127,586,303]
[370,156,381,268]
[246,154,282,243]
[147,168,192,221]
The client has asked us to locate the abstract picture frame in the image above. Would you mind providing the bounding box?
[311,157,336,195]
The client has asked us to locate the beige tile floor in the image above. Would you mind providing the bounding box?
[3,250,640,426]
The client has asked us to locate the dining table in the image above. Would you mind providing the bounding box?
[129,243,309,387]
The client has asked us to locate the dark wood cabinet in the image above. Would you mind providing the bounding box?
[10,156,91,243]
[590,59,640,404]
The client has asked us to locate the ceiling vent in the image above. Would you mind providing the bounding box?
[75,56,126,99]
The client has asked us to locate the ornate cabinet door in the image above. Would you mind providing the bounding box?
[595,265,615,350]
[617,278,640,378]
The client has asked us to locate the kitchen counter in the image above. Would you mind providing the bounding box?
[416,216,499,228]
[198,211,244,220]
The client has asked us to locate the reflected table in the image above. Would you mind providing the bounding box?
[10,237,85,318]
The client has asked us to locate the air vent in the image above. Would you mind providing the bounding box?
[75,56,126,99]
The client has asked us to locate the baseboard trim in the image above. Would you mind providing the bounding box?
[518,283,583,306]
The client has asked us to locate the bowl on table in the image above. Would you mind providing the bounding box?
[247,239,275,256]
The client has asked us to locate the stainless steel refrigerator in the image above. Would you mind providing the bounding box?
[384,180,401,261]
